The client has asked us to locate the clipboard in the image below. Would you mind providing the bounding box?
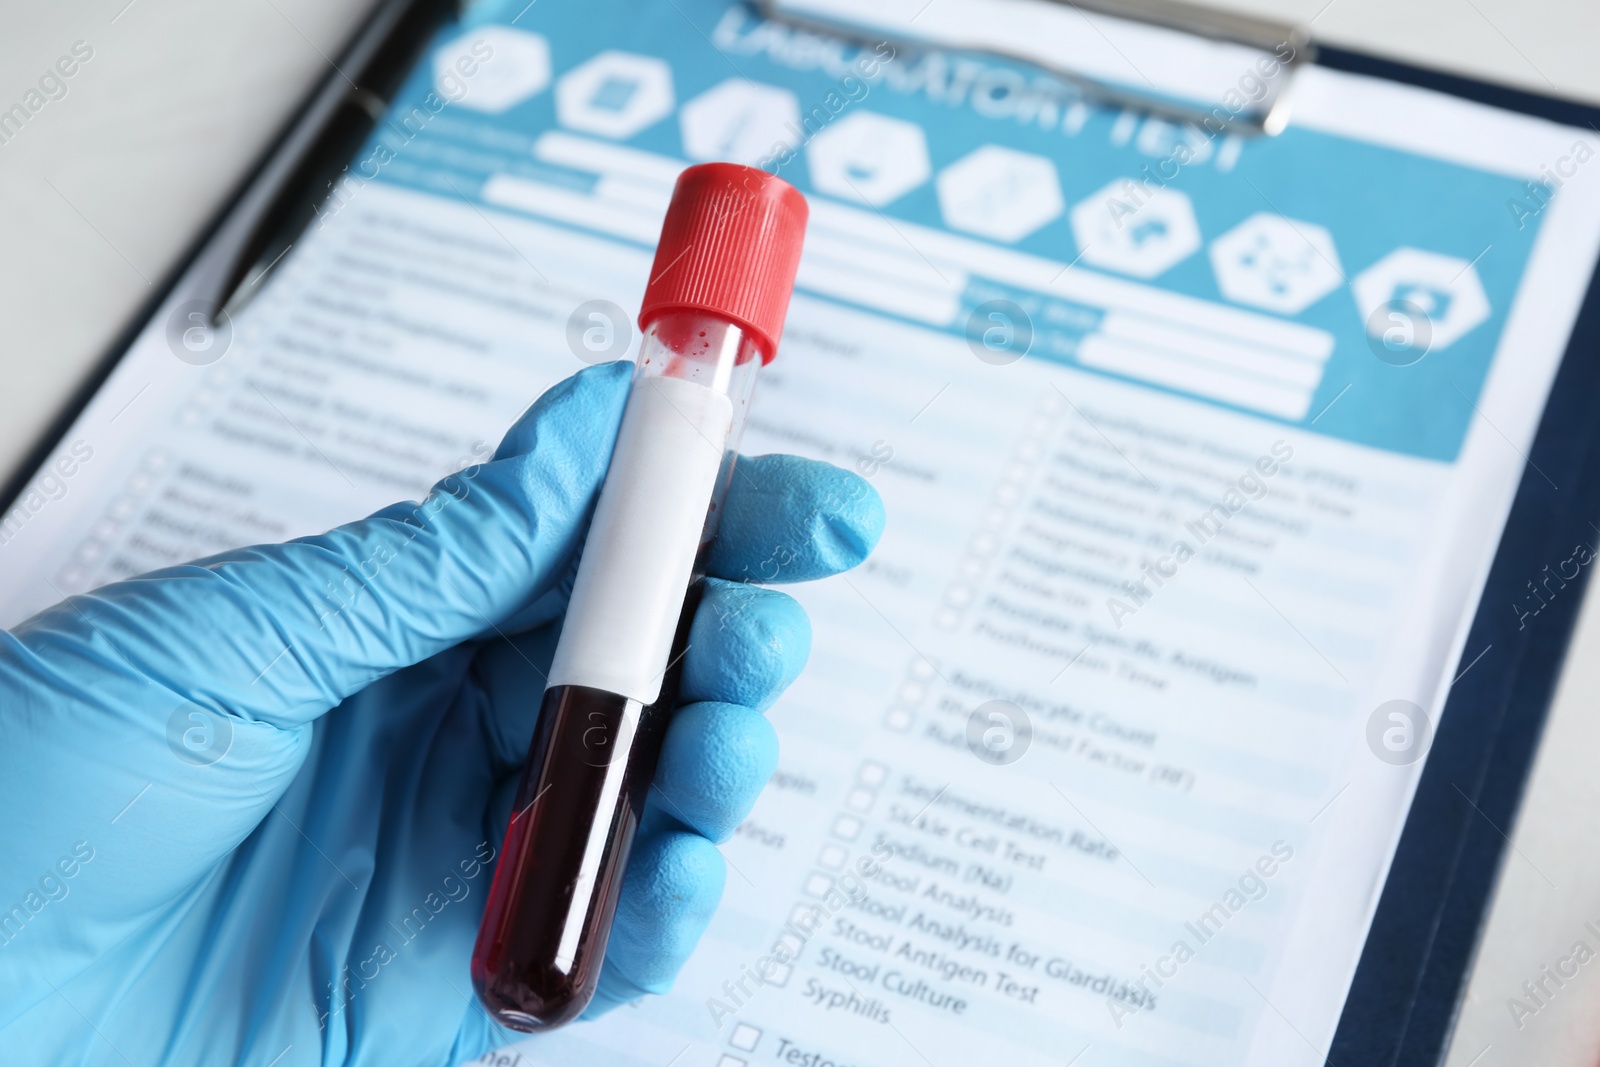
[5,2,1600,1064]
[1306,46,1600,1066]
[732,17,1600,1064]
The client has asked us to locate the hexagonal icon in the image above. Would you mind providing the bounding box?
[1070,179,1201,278]
[555,50,674,140]
[1209,213,1344,315]
[1353,248,1491,351]
[806,112,930,206]
[936,146,1064,243]
[679,79,801,167]
[433,28,551,114]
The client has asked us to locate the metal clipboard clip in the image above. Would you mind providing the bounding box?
[756,0,1313,136]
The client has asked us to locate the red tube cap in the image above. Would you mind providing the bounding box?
[639,163,809,363]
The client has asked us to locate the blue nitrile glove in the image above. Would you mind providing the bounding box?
[0,360,884,1066]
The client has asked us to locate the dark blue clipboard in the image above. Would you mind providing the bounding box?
[1312,48,1600,1067]
[3,5,1600,1064]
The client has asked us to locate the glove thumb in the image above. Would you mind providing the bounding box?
[6,360,630,731]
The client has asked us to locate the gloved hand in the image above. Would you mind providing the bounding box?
[0,361,884,1066]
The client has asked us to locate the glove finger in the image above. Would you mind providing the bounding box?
[469,455,872,770]
[585,821,726,1011]
[496,453,883,634]
[708,454,884,584]
[681,578,810,710]
[7,361,631,732]
[650,701,778,844]
[467,574,821,1024]
[475,577,806,775]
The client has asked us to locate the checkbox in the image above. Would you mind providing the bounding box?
[884,708,913,732]
[804,872,834,897]
[934,608,961,630]
[765,962,793,987]
[897,682,926,704]
[857,761,888,788]
[845,788,874,812]
[790,903,824,931]
[730,1023,762,1052]
[818,843,848,870]
[774,931,804,957]
[717,1057,747,1067]
[832,814,862,841]
[910,658,937,680]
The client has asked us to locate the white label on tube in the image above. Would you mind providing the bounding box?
[548,374,735,704]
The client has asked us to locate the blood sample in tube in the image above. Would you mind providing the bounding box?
[471,163,809,1031]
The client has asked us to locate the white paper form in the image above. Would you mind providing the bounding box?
[4,2,1600,1064]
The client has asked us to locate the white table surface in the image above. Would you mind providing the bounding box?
[2,1,1598,1064]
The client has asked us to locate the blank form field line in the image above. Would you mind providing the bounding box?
[1079,336,1314,420]
[1308,382,1352,425]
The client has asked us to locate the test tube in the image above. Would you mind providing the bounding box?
[471,163,809,1031]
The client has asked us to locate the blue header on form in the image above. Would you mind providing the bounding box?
[350,0,1553,462]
